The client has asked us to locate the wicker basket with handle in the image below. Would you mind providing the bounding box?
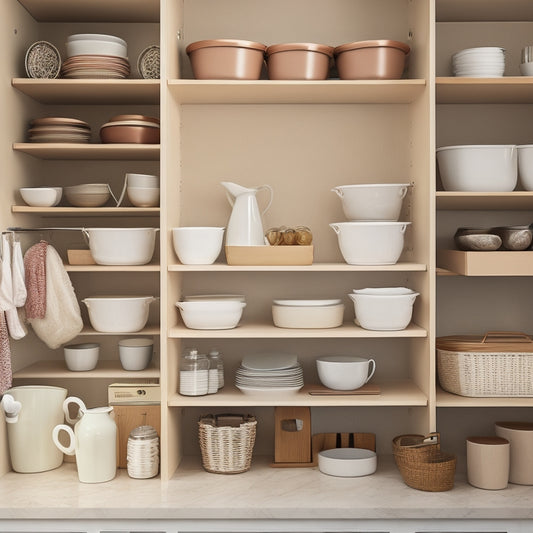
[392,432,456,492]
[198,414,257,474]
[437,331,533,397]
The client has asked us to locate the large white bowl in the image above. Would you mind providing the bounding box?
[127,186,160,207]
[436,145,517,192]
[172,227,225,265]
[63,343,99,371]
[348,288,418,330]
[118,338,153,371]
[176,300,246,329]
[65,39,127,58]
[331,183,410,221]
[125,173,159,188]
[19,187,60,207]
[330,221,409,265]
[316,355,376,390]
[318,447,377,477]
[82,296,155,333]
[83,227,158,265]
[517,145,533,190]
[272,301,344,329]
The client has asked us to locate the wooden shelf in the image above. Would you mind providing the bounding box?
[13,360,160,379]
[436,77,533,104]
[13,143,160,160]
[168,322,427,339]
[65,264,160,272]
[437,249,533,276]
[79,326,160,336]
[12,79,159,105]
[436,191,533,210]
[168,262,428,272]
[168,79,426,105]
[16,0,159,22]
[436,0,533,22]
[437,386,533,407]
[168,381,427,407]
[12,206,160,217]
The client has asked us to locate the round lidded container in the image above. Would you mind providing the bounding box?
[334,39,410,80]
[266,42,334,80]
[179,349,209,396]
[186,39,267,80]
[495,422,533,485]
[127,425,159,479]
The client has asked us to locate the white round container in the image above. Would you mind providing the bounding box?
[331,183,410,221]
[349,288,418,330]
[316,355,376,390]
[83,227,158,266]
[330,222,410,265]
[172,227,225,265]
[467,436,510,490]
[19,187,59,207]
[517,145,533,190]
[118,338,153,370]
[272,300,344,329]
[127,187,160,207]
[176,300,246,329]
[318,447,377,477]
[82,296,155,333]
[436,145,517,192]
[495,422,533,485]
[64,343,100,371]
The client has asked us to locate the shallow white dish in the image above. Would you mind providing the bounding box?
[184,294,245,302]
[176,300,246,329]
[236,385,303,395]
[272,299,341,307]
[66,39,127,58]
[318,448,377,477]
[241,353,298,371]
[67,33,127,46]
[19,187,60,207]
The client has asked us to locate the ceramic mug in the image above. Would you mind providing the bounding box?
[466,436,510,490]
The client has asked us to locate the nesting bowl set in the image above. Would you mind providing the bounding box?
[186,38,410,80]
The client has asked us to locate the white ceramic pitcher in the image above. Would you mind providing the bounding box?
[52,396,117,483]
[221,181,273,246]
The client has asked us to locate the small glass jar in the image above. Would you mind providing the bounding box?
[208,349,224,389]
[127,425,159,479]
[179,349,209,396]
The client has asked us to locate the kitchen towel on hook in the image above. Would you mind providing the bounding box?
[24,240,47,319]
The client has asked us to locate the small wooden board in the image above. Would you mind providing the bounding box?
[308,384,381,395]
[225,245,313,266]
[67,248,95,265]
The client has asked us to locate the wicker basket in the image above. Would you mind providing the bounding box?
[198,414,257,474]
[392,432,456,492]
[437,332,533,397]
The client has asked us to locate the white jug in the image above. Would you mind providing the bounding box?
[221,181,273,246]
[52,396,117,483]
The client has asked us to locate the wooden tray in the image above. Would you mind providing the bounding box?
[307,384,381,395]
[438,249,533,276]
[225,245,313,266]
[67,248,95,265]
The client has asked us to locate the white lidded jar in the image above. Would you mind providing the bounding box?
[127,425,159,479]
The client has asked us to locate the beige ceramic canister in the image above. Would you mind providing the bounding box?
[495,422,533,485]
[466,436,510,490]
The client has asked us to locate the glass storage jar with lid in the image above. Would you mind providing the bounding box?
[127,425,159,479]
[179,348,209,396]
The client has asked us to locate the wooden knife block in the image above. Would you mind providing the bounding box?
[273,406,311,465]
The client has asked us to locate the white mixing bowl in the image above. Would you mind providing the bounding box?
[172,227,225,265]
[176,300,245,329]
[63,343,100,371]
[118,338,153,371]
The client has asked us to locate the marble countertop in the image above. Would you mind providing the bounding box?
[0,455,532,521]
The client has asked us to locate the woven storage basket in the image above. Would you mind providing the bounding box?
[198,414,257,474]
[392,432,456,492]
[437,332,533,397]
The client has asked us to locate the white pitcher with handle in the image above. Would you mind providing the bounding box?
[52,396,117,483]
[221,181,273,246]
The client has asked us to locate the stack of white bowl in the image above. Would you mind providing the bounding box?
[520,46,533,76]
[452,47,505,77]
[126,173,160,207]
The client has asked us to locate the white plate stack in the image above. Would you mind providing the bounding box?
[235,353,304,395]
[452,47,505,77]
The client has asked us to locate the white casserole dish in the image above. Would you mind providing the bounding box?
[318,447,377,477]
[176,300,246,330]
[272,299,344,329]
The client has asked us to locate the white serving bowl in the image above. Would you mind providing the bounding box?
[272,300,344,329]
[67,33,127,46]
[330,221,409,265]
[436,145,517,192]
[118,338,153,371]
[331,183,410,221]
[316,355,376,390]
[349,288,418,331]
[65,39,127,58]
[83,227,158,265]
[63,342,100,371]
[127,186,160,207]
[19,187,59,207]
[82,296,155,333]
[176,300,246,329]
[517,145,533,190]
[65,183,111,207]
[172,227,225,265]
[318,447,377,477]
[125,173,159,188]
[183,294,246,302]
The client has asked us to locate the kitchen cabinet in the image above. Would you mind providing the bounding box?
[1,0,533,527]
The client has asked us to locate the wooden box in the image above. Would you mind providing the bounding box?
[225,245,313,266]
[438,249,533,276]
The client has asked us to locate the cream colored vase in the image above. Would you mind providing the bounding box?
[52,396,117,483]
[466,436,510,490]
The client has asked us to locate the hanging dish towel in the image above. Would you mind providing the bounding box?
[24,240,48,320]
[0,234,26,340]
[28,244,83,349]
[12,237,27,308]
[0,312,12,394]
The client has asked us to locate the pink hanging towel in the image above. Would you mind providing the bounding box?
[0,312,12,394]
[23,240,48,320]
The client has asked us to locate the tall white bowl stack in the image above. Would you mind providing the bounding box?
[452,47,505,77]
